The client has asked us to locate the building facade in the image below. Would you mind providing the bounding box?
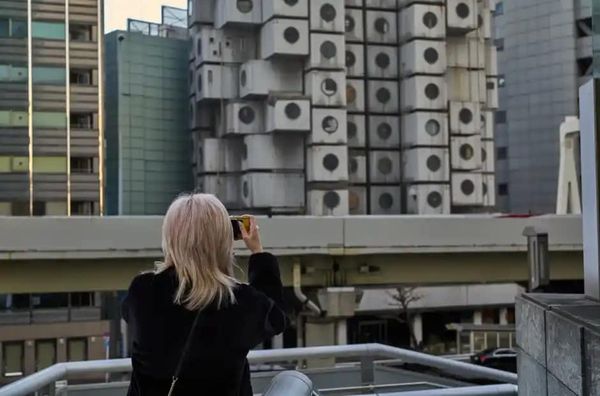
[105,9,193,215]
[189,0,498,216]
[0,0,104,216]
[493,0,592,213]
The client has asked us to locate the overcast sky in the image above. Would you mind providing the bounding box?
[104,0,187,33]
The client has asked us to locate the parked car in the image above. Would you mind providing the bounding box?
[471,348,517,373]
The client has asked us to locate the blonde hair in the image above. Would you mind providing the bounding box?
[158,193,237,311]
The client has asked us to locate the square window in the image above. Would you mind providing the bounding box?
[69,25,92,42]
[11,20,27,38]
[32,21,65,40]
[494,2,504,16]
[498,183,509,196]
[35,340,56,371]
[67,338,88,362]
[0,18,9,38]
[3,342,24,377]
[494,38,504,51]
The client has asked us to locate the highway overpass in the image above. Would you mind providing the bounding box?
[0,215,583,293]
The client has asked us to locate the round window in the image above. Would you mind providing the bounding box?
[320,4,337,22]
[459,108,473,124]
[242,180,249,197]
[377,122,392,140]
[375,52,390,69]
[378,158,393,175]
[323,154,340,171]
[321,78,338,96]
[459,144,474,160]
[427,192,443,208]
[238,106,255,124]
[346,50,356,67]
[284,27,300,44]
[240,70,247,87]
[424,48,439,64]
[285,103,301,120]
[376,87,391,104]
[456,3,470,18]
[322,116,339,134]
[346,85,357,104]
[425,119,441,136]
[424,83,439,100]
[349,158,358,173]
[423,12,438,28]
[237,0,253,13]
[426,155,441,172]
[374,17,390,34]
[461,179,475,195]
[348,122,357,139]
[320,41,337,59]
[323,191,340,209]
[379,193,394,209]
[345,15,355,32]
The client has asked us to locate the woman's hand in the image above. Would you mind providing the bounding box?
[239,216,263,254]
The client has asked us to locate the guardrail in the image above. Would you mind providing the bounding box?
[0,343,518,396]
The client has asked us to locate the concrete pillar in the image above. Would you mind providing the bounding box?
[57,338,67,363]
[24,340,35,376]
[473,311,483,324]
[305,319,335,368]
[412,314,423,347]
[499,308,509,325]
[272,333,284,349]
[336,319,347,345]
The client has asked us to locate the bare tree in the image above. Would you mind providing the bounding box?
[389,287,423,350]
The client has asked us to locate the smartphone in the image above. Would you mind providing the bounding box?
[230,215,251,241]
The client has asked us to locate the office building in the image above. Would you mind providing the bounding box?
[105,7,193,215]
[0,0,104,216]
[493,0,592,213]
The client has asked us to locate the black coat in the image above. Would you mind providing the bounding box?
[122,252,286,396]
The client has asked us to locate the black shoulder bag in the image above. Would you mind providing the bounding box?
[168,309,204,396]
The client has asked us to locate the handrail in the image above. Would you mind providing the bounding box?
[359,384,518,395]
[0,344,517,396]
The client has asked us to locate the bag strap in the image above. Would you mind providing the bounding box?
[167,308,204,396]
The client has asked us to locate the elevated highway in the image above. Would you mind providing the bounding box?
[0,215,583,293]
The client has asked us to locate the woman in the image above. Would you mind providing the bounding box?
[122,193,286,396]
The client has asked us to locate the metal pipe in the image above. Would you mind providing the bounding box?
[360,384,518,396]
[293,260,321,316]
[262,371,313,396]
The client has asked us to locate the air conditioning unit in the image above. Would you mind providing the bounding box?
[201,174,242,208]
[199,138,225,173]
[310,0,345,33]
[399,40,446,77]
[369,116,400,148]
[308,189,349,216]
[446,68,485,103]
[481,139,495,173]
[365,11,398,44]
[309,108,348,144]
[345,44,364,77]
[305,70,346,107]
[401,112,449,148]
[215,0,262,29]
[348,153,367,183]
[485,77,499,109]
[401,76,447,112]
[367,45,399,79]
[239,60,303,98]
[369,150,401,183]
[397,0,444,7]
[403,147,450,182]
[241,172,305,208]
[195,64,239,101]
[407,184,451,214]
[450,135,482,170]
[446,0,477,35]
[265,96,311,132]
[262,0,308,21]
[306,33,345,70]
[370,186,401,214]
[345,8,364,42]
[241,134,305,170]
[349,187,367,215]
[482,173,496,207]
[194,26,257,67]
[399,4,446,43]
[347,114,366,148]
[260,18,309,59]
[189,99,214,130]
[307,145,349,182]
[446,37,484,70]
[451,172,483,206]
[449,101,480,135]
[189,0,215,25]
[485,44,498,76]
[223,137,245,172]
[346,78,366,112]
[482,110,493,139]
[369,80,399,114]
[369,0,398,9]
[222,101,264,135]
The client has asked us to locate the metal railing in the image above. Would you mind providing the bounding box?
[0,343,518,396]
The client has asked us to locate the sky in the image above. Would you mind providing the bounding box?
[104,0,187,33]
